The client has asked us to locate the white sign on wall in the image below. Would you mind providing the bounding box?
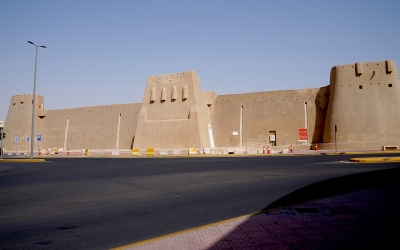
[269,135,276,142]
[232,131,239,136]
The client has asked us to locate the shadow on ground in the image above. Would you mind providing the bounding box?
[205,167,400,249]
[263,167,400,211]
[127,167,400,249]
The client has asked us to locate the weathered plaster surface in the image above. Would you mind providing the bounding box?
[2,60,399,151]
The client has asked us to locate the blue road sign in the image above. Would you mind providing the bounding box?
[26,136,30,142]
[37,134,42,142]
[15,137,19,143]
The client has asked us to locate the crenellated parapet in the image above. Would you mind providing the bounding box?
[323,60,400,148]
[133,71,215,149]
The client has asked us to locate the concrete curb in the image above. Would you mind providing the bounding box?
[350,157,400,162]
[344,150,400,154]
[0,159,45,163]
[2,150,399,158]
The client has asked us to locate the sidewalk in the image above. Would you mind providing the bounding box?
[2,149,400,158]
[116,182,400,250]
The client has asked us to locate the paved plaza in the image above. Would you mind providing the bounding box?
[119,183,400,250]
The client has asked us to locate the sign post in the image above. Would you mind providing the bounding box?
[26,136,30,155]
[37,134,42,154]
[15,136,19,154]
[298,128,308,151]
[334,125,337,152]
[298,128,308,141]
[0,128,3,160]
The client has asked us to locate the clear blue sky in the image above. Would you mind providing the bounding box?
[1,0,399,121]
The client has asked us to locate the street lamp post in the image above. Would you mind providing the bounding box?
[27,41,46,160]
[305,101,309,151]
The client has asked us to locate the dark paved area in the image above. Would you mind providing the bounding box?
[121,182,400,249]
[1,156,399,249]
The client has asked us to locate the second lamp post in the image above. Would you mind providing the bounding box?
[27,41,46,160]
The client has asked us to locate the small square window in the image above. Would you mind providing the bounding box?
[389,84,393,87]
[359,85,363,89]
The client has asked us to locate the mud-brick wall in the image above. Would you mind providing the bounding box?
[211,87,329,148]
[37,103,141,150]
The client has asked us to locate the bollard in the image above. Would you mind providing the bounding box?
[188,148,197,155]
[267,145,271,154]
[315,144,318,151]
[263,146,266,154]
[67,148,70,156]
[132,148,139,156]
[146,148,155,156]
[290,144,293,153]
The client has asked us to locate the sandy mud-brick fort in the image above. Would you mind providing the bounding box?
[1,60,400,155]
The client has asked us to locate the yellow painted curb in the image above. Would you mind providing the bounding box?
[0,159,45,163]
[344,151,400,155]
[350,157,400,163]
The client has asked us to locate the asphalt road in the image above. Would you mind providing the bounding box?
[0,154,399,250]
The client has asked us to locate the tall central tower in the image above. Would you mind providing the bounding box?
[133,70,215,149]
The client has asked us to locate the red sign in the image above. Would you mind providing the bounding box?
[298,128,308,141]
